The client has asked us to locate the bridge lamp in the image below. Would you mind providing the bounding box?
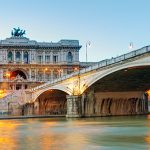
[86,41,91,63]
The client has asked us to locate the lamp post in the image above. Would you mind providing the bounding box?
[86,41,91,64]
[129,42,133,50]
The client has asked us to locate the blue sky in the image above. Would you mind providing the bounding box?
[0,0,150,62]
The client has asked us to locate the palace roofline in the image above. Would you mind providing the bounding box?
[0,37,82,49]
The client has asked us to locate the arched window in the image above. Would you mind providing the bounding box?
[8,51,13,62]
[67,52,73,63]
[16,51,21,62]
[24,51,29,64]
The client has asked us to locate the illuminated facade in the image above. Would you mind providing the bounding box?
[0,34,81,90]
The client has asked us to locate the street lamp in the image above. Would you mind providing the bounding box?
[86,41,91,64]
[129,42,133,50]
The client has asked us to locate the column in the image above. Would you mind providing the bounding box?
[66,95,82,118]
[58,53,60,63]
[5,51,7,63]
[64,52,67,63]
[21,51,24,64]
[43,70,45,82]
[51,69,53,82]
[21,84,24,90]
[35,69,37,81]
[29,68,31,81]
[13,84,15,90]
[61,69,64,77]
[29,51,32,64]
[0,69,3,82]
[13,51,16,63]
[43,51,45,64]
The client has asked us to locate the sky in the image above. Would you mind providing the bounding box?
[0,0,150,62]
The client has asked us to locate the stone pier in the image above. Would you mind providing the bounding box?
[66,95,82,118]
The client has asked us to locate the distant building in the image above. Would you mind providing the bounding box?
[0,30,81,90]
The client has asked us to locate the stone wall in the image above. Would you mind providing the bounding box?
[22,103,34,116]
[0,90,28,116]
[83,91,148,116]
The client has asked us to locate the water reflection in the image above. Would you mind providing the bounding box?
[0,116,150,149]
[0,121,20,150]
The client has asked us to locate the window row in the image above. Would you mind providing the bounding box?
[7,51,73,64]
[7,51,29,63]
[37,52,73,63]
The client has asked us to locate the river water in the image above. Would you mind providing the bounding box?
[0,115,150,150]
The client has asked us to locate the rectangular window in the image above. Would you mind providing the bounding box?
[45,55,50,63]
[53,55,58,63]
[37,56,43,64]
[38,74,42,81]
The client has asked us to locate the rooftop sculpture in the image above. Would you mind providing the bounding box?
[11,27,26,37]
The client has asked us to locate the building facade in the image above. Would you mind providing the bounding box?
[0,34,81,90]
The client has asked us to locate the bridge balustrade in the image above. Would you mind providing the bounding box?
[124,51,135,59]
[114,56,122,62]
[136,47,147,55]
[106,59,113,65]
[95,61,104,68]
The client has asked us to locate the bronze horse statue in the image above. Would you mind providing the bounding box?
[11,27,26,37]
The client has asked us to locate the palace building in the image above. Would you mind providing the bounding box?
[0,29,81,90]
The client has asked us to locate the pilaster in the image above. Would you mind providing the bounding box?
[29,68,31,81]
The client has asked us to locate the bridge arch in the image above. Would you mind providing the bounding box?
[33,89,68,115]
[32,86,72,103]
[85,59,150,93]
[82,63,150,116]
[10,68,28,79]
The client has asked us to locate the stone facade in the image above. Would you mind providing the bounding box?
[0,36,81,90]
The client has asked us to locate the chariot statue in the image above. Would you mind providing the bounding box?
[11,27,26,37]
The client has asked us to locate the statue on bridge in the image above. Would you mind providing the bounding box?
[11,27,26,37]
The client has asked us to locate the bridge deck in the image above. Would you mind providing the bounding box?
[32,45,150,91]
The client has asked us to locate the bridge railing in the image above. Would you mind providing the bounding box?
[32,45,150,91]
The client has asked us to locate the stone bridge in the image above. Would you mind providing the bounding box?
[25,45,150,117]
